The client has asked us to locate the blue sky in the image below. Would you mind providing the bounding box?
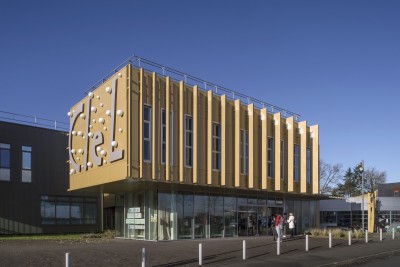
[1,0,399,182]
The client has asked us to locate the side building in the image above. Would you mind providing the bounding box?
[68,57,322,240]
[0,119,101,234]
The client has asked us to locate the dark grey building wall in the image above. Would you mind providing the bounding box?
[0,121,101,234]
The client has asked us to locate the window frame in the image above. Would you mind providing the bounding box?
[267,137,274,178]
[184,115,193,168]
[0,143,11,182]
[161,108,173,165]
[143,105,152,162]
[212,122,221,171]
[240,129,249,175]
[21,145,32,183]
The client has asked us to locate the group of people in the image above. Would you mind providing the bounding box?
[272,212,295,241]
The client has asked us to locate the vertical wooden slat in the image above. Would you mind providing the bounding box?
[274,113,281,190]
[166,77,170,181]
[179,81,184,183]
[299,121,307,193]
[193,85,198,184]
[261,108,268,190]
[207,91,213,185]
[248,104,254,189]
[234,99,241,187]
[287,117,294,192]
[310,125,319,194]
[221,95,227,186]
[152,72,157,180]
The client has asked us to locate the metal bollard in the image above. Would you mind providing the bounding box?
[348,231,351,246]
[142,248,146,267]
[65,252,69,267]
[393,228,395,240]
[380,228,383,242]
[305,235,309,251]
[277,237,280,255]
[365,231,368,243]
[243,240,246,260]
[329,232,332,248]
[199,243,202,265]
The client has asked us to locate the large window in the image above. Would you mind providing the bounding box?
[184,115,193,167]
[21,145,32,183]
[161,109,173,165]
[40,196,97,225]
[0,143,10,181]
[267,138,274,177]
[212,123,221,170]
[143,105,151,162]
[294,144,299,181]
[240,130,248,174]
[306,147,311,184]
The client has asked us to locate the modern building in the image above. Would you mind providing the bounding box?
[68,56,321,240]
[0,114,101,234]
[320,183,400,232]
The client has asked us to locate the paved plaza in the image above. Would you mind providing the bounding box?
[1,233,400,266]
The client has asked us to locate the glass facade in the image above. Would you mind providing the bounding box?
[115,182,319,240]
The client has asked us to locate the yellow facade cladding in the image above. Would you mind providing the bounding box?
[69,65,319,195]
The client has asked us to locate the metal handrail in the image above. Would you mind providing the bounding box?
[0,111,69,131]
[84,55,301,121]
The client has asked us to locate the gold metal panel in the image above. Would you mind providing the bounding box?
[248,104,254,189]
[69,66,129,190]
[234,99,241,187]
[166,77,171,181]
[179,81,184,183]
[152,72,157,180]
[261,108,268,189]
[139,68,144,179]
[310,124,319,194]
[274,113,281,190]
[207,90,213,185]
[221,95,227,186]
[287,117,294,192]
[193,85,198,184]
[299,121,307,193]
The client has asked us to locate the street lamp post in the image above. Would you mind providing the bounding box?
[357,161,365,231]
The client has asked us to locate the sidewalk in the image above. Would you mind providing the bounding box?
[1,233,400,266]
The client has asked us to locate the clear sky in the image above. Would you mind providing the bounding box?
[1,0,399,182]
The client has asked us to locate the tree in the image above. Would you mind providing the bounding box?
[319,160,343,195]
[364,167,386,194]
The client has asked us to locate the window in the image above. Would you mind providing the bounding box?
[212,123,221,170]
[184,115,193,167]
[40,196,97,225]
[143,105,151,162]
[267,138,274,177]
[306,147,311,184]
[280,140,284,179]
[161,109,173,165]
[294,144,299,181]
[21,146,32,183]
[240,130,248,174]
[0,143,10,181]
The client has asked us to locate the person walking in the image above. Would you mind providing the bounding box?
[275,213,283,242]
[287,213,295,238]
[271,215,277,241]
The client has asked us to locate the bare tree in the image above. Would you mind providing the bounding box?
[319,160,343,195]
[364,167,386,194]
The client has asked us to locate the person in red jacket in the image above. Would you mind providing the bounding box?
[275,214,283,242]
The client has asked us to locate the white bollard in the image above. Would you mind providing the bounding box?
[277,237,280,255]
[142,248,146,267]
[365,230,368,243]
[380,228,383,242]
[329,232,332,248]
[393,228,395,240]
[348,231,351,246]
[243,240,246,260]
[305,235,309,251]
[199,243,202,265]
[65,252,69,267]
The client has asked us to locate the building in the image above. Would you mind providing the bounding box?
[320,183,400,232]
[0,114,101,234]
[68,56,321,240]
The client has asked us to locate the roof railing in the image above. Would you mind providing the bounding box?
[0,111,69,131]
[84,55,301,121]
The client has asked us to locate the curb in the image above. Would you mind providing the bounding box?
[314,249,400,267]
